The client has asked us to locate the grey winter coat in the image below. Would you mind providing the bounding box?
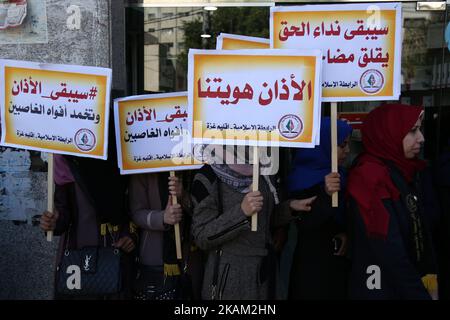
[191,168,280,300]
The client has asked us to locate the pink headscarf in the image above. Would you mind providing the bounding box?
[53,155,75,186]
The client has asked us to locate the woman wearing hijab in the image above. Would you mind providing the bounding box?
[40,118,136,299]
[191,145,285,300]
[128,171,193,300]
[39,155,136,299]
[285,117,352,300]
[347,103,438,300]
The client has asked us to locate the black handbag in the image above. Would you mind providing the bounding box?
[56,246,122,296]
[132,264,193,300]
[55,223,122,297]
[133,265,179,300]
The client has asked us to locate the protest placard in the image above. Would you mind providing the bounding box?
[216,33,270,50]
[0,59,111,159]
[188,49,322,149]
[271,3,401,102]
[114,92,202,175]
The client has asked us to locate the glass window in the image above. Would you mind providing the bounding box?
[126,2,449,161]
[127,6,269,93]
[339,2,447,161]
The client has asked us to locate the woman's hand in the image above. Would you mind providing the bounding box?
[113,236,135,253]
[241,191,264,217]
[325,172,341,196]
[40,210,59,232]
[164,195,183,225]
[168,175,183,199]
[289,196,317,212]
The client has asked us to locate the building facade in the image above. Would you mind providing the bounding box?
[1,0,449,299]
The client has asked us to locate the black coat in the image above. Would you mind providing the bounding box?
[433,151,450,300]
[347,166,438,300]
[288,185,349,300]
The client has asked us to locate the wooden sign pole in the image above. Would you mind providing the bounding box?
[170,171,183,259]
[331,102,339,208]
[46,154,54,242]
[251,147,259,231]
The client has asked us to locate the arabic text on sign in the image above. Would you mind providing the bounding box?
[197,75,312,106]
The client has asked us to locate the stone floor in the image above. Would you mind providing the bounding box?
[0,221,58,300]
